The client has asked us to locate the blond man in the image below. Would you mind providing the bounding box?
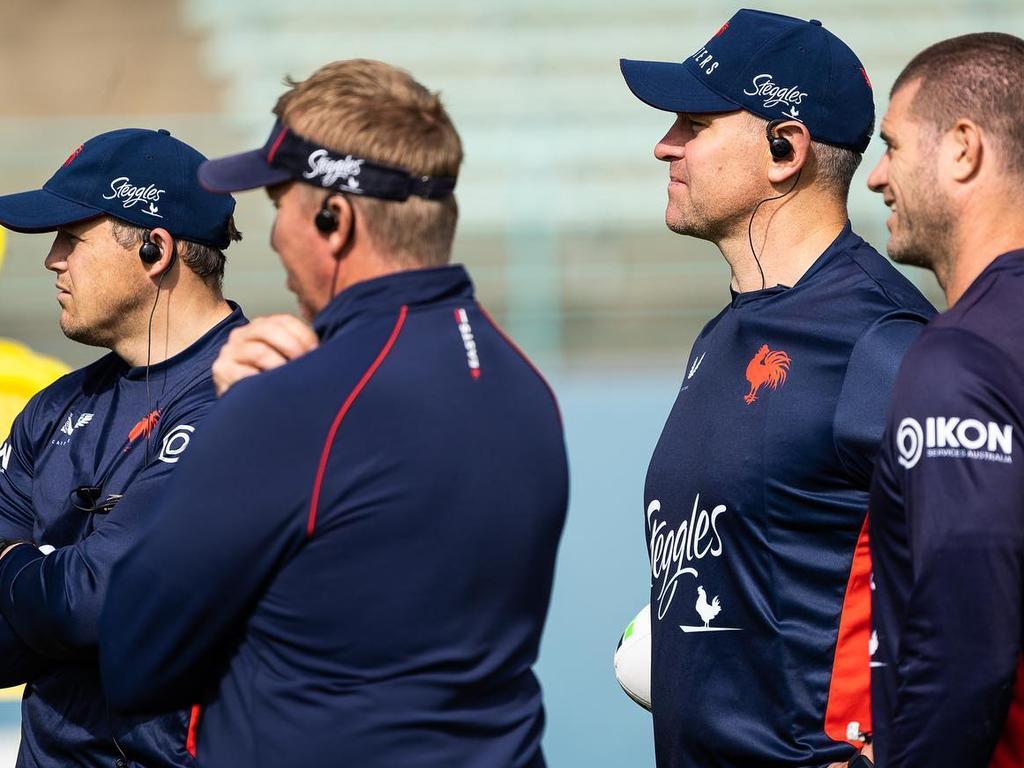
[100,61,569,768]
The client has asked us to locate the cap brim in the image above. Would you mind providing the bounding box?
[620,59,741,114]
[198,149,293,194]
[0,189,103,233]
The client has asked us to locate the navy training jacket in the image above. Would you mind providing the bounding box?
[870,250,1024,768]
[0,305,246,768]
[644,224,935,767]
[100,265,569,768]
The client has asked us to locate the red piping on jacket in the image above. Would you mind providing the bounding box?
[307,306,408,538]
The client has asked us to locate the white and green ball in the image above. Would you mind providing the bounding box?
[613,603,652,711]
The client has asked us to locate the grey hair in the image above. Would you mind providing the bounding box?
[109,218,241,290]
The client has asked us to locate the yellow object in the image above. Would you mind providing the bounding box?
[0,338,68,703]
[0,228,69,702]
[0,339,69,443]
[0,340,67,704]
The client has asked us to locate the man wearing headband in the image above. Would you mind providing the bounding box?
[100,60,568,768]
[0,129,245,767]
[620,10,935,767]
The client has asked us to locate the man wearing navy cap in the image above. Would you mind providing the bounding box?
[100,60,568,768]
[868,33,1024,768]
[620,10,935,767]
[0,128,246,767]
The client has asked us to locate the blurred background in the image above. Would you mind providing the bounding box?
[1,0,1022,764]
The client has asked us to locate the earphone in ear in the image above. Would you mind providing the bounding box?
[766,119,793,160]
[139,230,161,263]
[314,196,339,234]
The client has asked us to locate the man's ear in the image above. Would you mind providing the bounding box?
[944,118,983,184]
[766,120,810,186]
[143,227,176,278]
[323,194,356,259]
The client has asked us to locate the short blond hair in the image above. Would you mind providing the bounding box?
[274,60,463,267]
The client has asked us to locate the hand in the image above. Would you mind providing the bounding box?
[827,742,873,768]
[212,315,319,396]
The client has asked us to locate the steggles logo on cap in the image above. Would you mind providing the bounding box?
[102,177,166,219]
[302,149,364,190]
[743,74,808,120]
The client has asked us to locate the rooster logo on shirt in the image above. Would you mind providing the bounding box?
[743,344,791,405]
[695,586,722,628]
[123,410,160,452]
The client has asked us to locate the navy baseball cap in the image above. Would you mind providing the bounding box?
[0,128,236,248]
[198,121,457,201]
[620,9,875,152]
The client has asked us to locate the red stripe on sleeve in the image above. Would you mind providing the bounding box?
[824,514,872,746]
[307,306,408,538]
[990,656,1024,768]
[186,703,201,758]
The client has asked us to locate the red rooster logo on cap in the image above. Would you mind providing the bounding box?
[743,345,791,405]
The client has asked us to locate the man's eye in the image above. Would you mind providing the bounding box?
[689,120,705,132]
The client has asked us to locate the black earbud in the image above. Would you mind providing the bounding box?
[314,196,338,234]
[139,231,161,263]
[766,119,793,160]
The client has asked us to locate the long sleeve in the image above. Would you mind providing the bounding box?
[0,390,217,658]
[833,312,926,488]
[100,378,309,713]
[884,331,1023,768]
[0,395,43,539]
[0,395,50,679]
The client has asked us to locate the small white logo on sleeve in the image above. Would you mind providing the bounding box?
[102,177,165,217]
[869,629,886,668]
[158,424,194,464]
[897,416,1013,469]
[687,352,706,380]
[58,412,94,438]
[0,441,11,473]
[454,308,481,379]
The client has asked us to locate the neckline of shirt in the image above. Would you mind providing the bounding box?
[121,302,243,381]
[728,222,855,309]
[953,248,1024,314]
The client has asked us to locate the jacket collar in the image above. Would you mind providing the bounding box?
[313,264,474,340]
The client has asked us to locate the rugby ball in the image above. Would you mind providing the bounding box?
[614,603,652,711]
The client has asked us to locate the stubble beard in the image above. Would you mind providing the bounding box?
[886,174,955,280]
[59,287,149,351]
[665,194,725,242]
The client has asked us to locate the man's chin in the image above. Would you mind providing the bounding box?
[59,319,104,348]
[665,209,694,236]
[665,214,713,240]
[886,238,934,270]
